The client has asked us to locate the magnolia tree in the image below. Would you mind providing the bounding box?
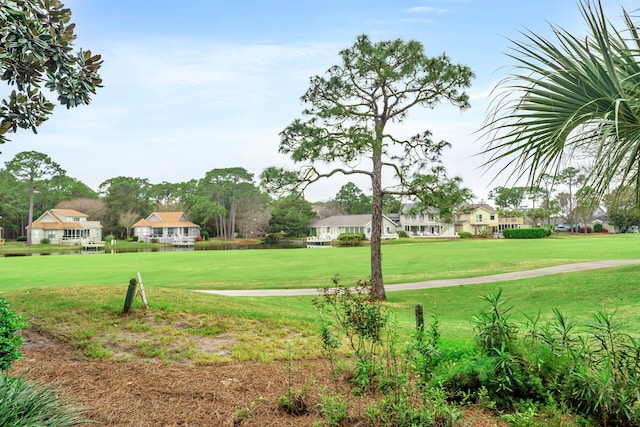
[261,35,474,300]
[0,0,102,144]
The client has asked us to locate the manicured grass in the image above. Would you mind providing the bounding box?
[1,233,639,291]
[3,233,640,363]
[5,261,640,363]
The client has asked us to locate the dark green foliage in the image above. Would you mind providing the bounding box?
[593,223,603,232]
[0,0,102,145]
[457,231,473,238]
[502,228,548,239]
[336,233,364,246]
[16,236,27,242]
[473,290,518,354]
[268,194,316,237]
[0,374,87,426]
[0,298,28,372]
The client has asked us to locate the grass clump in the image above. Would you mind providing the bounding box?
[0,374,87,426]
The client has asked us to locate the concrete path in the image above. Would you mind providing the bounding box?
[194,259,640,297]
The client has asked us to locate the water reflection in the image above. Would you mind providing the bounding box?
[0,242,304,257]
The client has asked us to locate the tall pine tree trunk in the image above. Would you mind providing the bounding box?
[370,132,386,301]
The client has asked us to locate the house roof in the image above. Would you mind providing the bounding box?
[31,209,101,230]
[465,203,497,213]
[50,209,88,218]
[133,212,199,228]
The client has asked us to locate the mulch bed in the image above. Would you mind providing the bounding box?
[10,329,505,426]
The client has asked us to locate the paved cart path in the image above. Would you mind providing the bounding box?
[195,259,640,297]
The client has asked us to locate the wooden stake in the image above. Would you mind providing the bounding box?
[137,272,148,308]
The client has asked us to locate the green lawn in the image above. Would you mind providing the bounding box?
[2,233,640,363]
[2,233,639,291]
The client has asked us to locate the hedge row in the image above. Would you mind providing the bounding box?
[502,227,549,239]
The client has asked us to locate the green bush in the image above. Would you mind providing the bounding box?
[502,228,548,239]
[0,298,28,372]
[593,223,603,232]
[0,374,87,426]
[104,234,115,242]
[397,230,408,238]
[40,238,50,244]
[337,233,363,247]
[16,236,27,242]
[457,231,473,239]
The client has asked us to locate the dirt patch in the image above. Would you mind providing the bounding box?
[10,329,506,426]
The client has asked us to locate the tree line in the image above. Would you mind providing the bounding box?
[0,151,406,241]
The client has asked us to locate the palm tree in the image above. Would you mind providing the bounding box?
[481,0,640,207]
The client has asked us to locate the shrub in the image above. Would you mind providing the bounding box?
[150,238,159,243]
[458,232,473,239]
[337,233,364,247]
[577,226,593,233]
[397,230,408,238]
[131,235,139,241]
[104,234,115,242]
[16,236,27,242]
[40,238,50,244]
[502,228,548,239]
[593,223,603,233]
[0,298,28,372]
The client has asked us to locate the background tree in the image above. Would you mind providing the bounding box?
[118,210,139,239]
[195,168,256,239]
[234,188,271,238]
[268,195,316,237]
[55,197,107,222]
[488,186,527,214]
[557,167,583,232]
[35,175,96,214]
[98,177,152,236]
[0,0,102,145]
[6,151,64,245]
[481,0,640,208]
[575,186,600,233]
[0,168,26,239]
[382,194,402,215]
[262,35,473,300]
[334,182,372,215]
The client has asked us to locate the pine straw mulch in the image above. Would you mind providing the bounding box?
[9,329,506,426]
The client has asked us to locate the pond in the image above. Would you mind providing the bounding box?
[0,242,306,257]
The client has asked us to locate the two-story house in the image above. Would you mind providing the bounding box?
[30,209,103,245]
[455,203,524,236]
[398,203,456,238]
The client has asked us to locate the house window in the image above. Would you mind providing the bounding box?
[475,214,483,222]
[183,227,189,235]
[48,230,56,239]
[72,217,80,222]
[152,228,163,237]
[490,214,495,220]
[168,227,176,236]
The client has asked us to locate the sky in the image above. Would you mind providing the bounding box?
[2,0,640,202]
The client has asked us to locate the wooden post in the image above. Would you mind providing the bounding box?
[123,278,137,313]
[415,304,424,331]
[136,272,148,308]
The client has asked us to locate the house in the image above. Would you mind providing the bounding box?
[398,203,456,238]
[30,209,103,245]
[133,212,200,245]
[307,214,399,244]
[455,203,524,236]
